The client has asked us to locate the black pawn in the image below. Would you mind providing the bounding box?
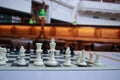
[33,39,40,53]
[25,42,31,53]
[60,44,66,55]
[69,43,75,57]
[9,43,15,53]
[42,40,49,54]
[15,43,20,53]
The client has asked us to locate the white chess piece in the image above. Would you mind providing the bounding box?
[46,50,58,66]
[2,48,8,62]
[94,54,102,66]
[17,46,27,65]
[76,51,82,64]
[0,47,8,65]
[77,50,87,66]
[34,43,44,66]
[50,37,56,51]
[88,51,94,63]
[63,47,72,67]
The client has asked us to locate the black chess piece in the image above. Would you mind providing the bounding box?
[60,44,66,55]
[33,39,40,53]
[9,43,15,54]
[42,40,49,54]
[69,43,75,57]
[15,43,20,53]
[25,42,31,53]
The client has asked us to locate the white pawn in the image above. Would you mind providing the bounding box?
[63,47,72,67]
[77,50,87,66]
[76,51,82,64]
[2,48,8,62]
[17,46,27,65]
[94,54,102,66]
[88,51,94,63]
[0,47,8,65]
[34,43,44,66]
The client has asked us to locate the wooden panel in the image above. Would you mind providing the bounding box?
[78,27,95,37]
[0,25,13,35]
[33,26,41,35]
[55,27,74,37]
[15,25,31,35]
[101,28,119,39]
[44,26,53,37]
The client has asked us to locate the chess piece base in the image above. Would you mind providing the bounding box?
[45,60,58,67]
[77,62,87,66]
[94,62,102,66]
[0,60,6,65]
[63,62,72,67]
[34,60,44,66]
[17,60,27,66]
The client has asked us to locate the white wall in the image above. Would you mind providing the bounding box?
[0,0,32,14]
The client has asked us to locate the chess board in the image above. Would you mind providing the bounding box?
[0,51,119,71]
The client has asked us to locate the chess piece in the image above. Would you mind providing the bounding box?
[46,50,58,66]
[63,47,72,67]
[59,44,66,55]
[25,42,31,53]
[76,51,82,64]
[17,46,27,65]
[0,47,8,65]
[9,43,15,53]
[69,43,75,57]
[87,51,94,64]
[50,37,56,51]
[46,38,58,66]
[15,44,20,53]
[42,40,49,54]
[2,48,8,62]
[76,50,87,66]
[34,43,44,66]
[94,54,102,66]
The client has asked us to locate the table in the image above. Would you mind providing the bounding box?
[0,51,120,80]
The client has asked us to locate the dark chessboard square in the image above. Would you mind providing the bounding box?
[7,60,14,63]
[77,64,92,67]
[7,56,17,58]
[58,61,64,64]
[25,58,30,61]
[30,56,36,58]
[11,63,29,67]
[43,58,48,61]
[29,61,34,63]
[45,64,61,67]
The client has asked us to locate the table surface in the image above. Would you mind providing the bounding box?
[0,51,120,80]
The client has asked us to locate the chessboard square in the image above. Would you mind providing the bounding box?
[45,64,61,67]
[58,61,64,64]
[29,61,34,63]
[30,56,36,58]
[11,63,29,67]
[7,60,14,63]
[30,54,36,57]
[43,58,48,61]
[7,55,18,58]
[25,58,30,61]
[25,54,31,56]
